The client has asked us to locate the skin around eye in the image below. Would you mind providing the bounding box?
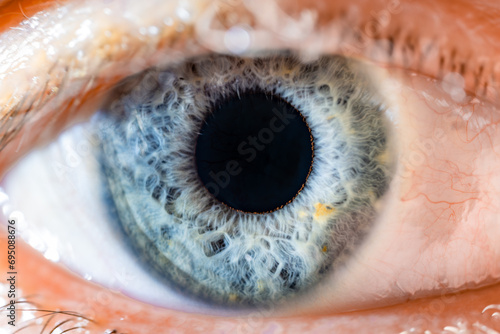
[1,0,500,333]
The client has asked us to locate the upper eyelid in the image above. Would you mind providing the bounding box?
[0,0,499,153]
[0,0,205,151]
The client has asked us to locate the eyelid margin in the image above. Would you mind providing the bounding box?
[2,0,500,175]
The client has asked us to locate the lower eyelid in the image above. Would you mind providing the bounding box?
[4,233,500,333]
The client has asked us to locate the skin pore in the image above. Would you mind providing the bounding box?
[1,0,500,332]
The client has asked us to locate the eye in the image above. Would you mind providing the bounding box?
[1,0,500,332]
[3,51,397,314]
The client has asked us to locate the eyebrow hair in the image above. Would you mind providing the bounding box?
[1,0,499,154]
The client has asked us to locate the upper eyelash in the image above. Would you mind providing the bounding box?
[332,15,496,100]
[0,1,497,154]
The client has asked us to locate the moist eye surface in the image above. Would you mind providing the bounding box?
[97,53,394,307]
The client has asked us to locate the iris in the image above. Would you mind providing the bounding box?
[97,53,393,307]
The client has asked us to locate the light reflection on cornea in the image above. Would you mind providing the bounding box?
[224,26,251,54]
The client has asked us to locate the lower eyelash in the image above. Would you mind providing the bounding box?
[0,298,96,334]
[96,53,394,307]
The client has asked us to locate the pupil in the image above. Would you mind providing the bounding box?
[195,91,314,213]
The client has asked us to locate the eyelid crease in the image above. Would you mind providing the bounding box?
[1,0,499,170]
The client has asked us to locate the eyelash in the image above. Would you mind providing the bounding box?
[0,1,497,159]
[327,14,497,101]
[0,299,97,334]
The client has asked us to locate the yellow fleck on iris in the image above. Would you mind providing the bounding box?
[376,149,391,165]
[229,294,238,302]
[314,203,335,218]
[322,245,328,252]
[313,203,336,224]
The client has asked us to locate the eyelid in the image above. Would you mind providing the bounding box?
[0,0,208,175]
[1,0,499,173]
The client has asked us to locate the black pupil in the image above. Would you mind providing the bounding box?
[195,91,314,213]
